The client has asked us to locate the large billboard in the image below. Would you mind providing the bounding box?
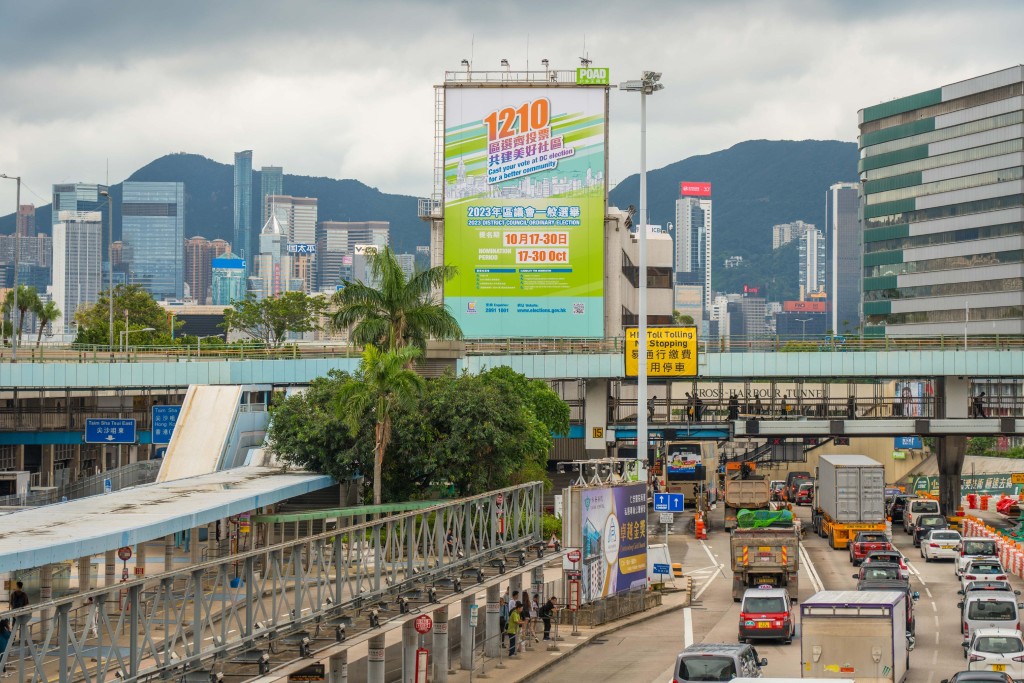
[443,86,607,337]
[578,483,648,603]
[679,182,712,197]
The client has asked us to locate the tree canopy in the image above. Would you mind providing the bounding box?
[74,284,180,346]
[222,291,326,348]
[267,366,565,503]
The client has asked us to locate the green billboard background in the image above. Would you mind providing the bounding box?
[443,86,606,337]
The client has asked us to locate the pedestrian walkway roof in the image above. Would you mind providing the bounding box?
[0,467,334,573]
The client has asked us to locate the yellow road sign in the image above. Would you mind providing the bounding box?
[625,326,699,377]
[592,427,604,439]
[1011,473,1024,485]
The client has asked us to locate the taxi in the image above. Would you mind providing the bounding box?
[738,586,795,644]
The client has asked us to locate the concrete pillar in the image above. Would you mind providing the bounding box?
[105,550,116,587]
[484,583,500,658]
[509,573,522,607]
[460,594,476,670]
[164,534,174,573]
[531,565,546,602]
[329,651,348,683]
[584,379,610,458]
[939,376,971,419]
[190,528,201,564]
[207,523,217,560]
[938,436,968,517]
[78,556,92,592]
[42,445,54,488]
[367,633,386,683]
[402,618,417,683]
[137,541,147,577]
[71,444,82,481]
[432,605,450,682]
[39,564,54,625]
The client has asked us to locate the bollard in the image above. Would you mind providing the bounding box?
[329,652,348,683]
[433,605,450,682]
[367,634,386,683]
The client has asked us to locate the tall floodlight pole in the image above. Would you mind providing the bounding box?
[620,72,664,474]
[1,174,21,362]
[100,191,114,351]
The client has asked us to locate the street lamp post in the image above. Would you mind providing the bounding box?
[795,317,812,341]
[120,327,155,353]
[1,174,21,362]
[619,71,664,474]
[196,335,218,358]
[99,190,114,351]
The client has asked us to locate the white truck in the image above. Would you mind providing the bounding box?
[800,590,914,683]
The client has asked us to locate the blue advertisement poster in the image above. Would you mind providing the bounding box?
[579,483,648,603]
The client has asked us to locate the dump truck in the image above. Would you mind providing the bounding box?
[811,454,887,550]
[729,524,800,601]
[724,477,771,531]
[800,590,914,682]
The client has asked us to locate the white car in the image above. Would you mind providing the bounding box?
[963,628,1024,678]
[957,537,1001,575]
[961,558,1010,592]
[921,529,962,562]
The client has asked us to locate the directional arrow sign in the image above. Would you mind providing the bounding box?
[85,418,137,444]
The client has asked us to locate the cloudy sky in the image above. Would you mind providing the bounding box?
[0,0,1022,207]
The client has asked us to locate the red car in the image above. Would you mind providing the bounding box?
[849,531,892,565]
[795,483,814,506]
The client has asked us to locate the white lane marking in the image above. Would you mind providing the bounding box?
[934,616,939,627]
[683,607,694,647]
[934,631,940,644]
[799,544,825,593]
[925,588,933,598]
[931,602,937,612]
[694,540,726,600]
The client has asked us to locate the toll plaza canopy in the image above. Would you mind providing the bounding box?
[0,467,335,573]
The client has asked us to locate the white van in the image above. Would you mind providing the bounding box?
[902,498,940,533]
[959,591,1023,640]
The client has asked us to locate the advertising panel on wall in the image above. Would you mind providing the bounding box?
[577,483,648,603]
[443,84,607,337]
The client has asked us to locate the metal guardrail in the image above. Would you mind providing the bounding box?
[0,482,544,683]
[57,460,163,502]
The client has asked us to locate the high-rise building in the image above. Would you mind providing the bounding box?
[675,193,713,315]
[185,236,230,304]
[799,228,826,299]
[858,65,1024,336]
[254,214,291,299]
[772,220,815,250]
[51,184,109,258]
[827,182,862,334]
[211,254,247,305]
[233,151,253,265]
[52,211,103,336]
[315,221,390,290]
[266,195,318,292]
[16,205,36,238]
[122,181,185,300]
[396,253,416,280]
[260,166,283,224]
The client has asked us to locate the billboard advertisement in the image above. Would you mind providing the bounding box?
[893,380,934,417]
[783,300,828,312]
[679,182,711,197]
[579,483,648,603]
[443,86,607,337]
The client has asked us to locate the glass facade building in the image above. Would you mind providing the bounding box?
[827,182,862,334]
[858,65,1024,336]
[798,228,826,298]
[260,166,283,224]
[211,255,247,305]
[674,196,713,315]
[233,151,253,265]
[121,181,185,300]
[52,211,103,336]
[315,221,390,290]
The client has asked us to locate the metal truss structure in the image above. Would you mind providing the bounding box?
[0,483,543,683]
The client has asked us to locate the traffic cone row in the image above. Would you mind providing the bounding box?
[695,512,707,540]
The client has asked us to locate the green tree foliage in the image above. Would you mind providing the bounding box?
[672,311,695,325]
[222,292,326,348]
[268,365,565,504]
[966,436,998,456]
[74,284,178,345]
[3,285,40,341]
[330,246,461,351]
[33,300,61,346]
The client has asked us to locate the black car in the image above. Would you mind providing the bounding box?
[887,495,911,524]
[912,513,948,547]
[940,672,1013,683]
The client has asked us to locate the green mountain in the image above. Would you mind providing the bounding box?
[609,139,859,300]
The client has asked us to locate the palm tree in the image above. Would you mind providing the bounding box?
[33,300,62,347]
[3,285,39,343]
[330,246,461,352]
[335,345,425,505]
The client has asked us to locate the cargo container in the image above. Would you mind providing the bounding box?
[812,455,887,550]
[800,590,914,682]
[724,477,771,531]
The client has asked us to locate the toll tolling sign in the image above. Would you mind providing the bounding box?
[625,326,698,378]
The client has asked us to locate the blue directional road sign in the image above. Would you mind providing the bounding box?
[653,493,685,512]
[653,563,670,575]
[152,405,182,444]
[85,418,137,444]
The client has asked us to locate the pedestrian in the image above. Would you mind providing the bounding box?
[445,530,454,557]
[539,596,557,640]
[499,596,509,647]
[519,595,532,650]
[780,397,789,418]
[694,395,704,422]
[510,590,520,612]
[85,597,99,639]
[529,593,541,644]
[727,393,739,421]
[0,619,10,678]
[753,396,763,416]
[685,392,695,422]
[9,582,28,611]
[647,395,656,422]
[506,603,522,657]
[973,392,987,418]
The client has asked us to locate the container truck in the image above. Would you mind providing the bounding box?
[723,477,771,531]
[800,590,914,683]
[729,525,800,601]
[811,454,887,550]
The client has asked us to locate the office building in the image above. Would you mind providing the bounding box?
[233,150,253,264]
[858,65,1024,335]
[266,195,318,292]
[827,182,862,334]
[254,214,290,299]
[211,255,246,305]
[415,245,431,271]
[675,193,713,315]
[772,220,815,250]
[51,184,109,259]
[799,228,826,299]
[316,221,390,290]
[260,166,283,223]
[776,300,829,340]
[52,211,103,336]
[121,181,185,300]
[17,205,36,238]
[396,252,416,279]
[185,236,230,304]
